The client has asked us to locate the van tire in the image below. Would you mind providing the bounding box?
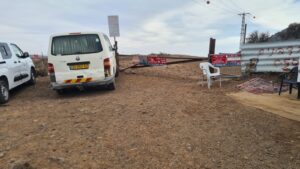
[107,80,116,90]
[0,80,9,104]
[28,68,36,85]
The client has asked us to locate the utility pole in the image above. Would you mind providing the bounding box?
[238,12,250,49]
[243,24,247,44]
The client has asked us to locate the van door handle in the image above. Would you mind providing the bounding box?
[14,61,17,64]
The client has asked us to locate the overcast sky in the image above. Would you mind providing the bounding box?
[0,0,300,56]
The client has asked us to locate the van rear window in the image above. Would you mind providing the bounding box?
[51,34,103,56]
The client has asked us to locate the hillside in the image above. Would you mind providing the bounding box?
[269,23,300,42]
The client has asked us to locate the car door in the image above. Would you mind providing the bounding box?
[10,44,29,83]
[0,43,22,88]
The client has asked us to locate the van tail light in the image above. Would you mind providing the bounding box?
[104,58,111,77]
[48,63,55,74]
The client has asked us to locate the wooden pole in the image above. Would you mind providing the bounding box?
[114,36,120,75]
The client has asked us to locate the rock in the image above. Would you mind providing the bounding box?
[0,152,5,158]
[186,143,193,152]
[11,162,35,169]
[49,156,65,164]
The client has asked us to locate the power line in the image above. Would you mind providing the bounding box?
[227,0,244,12]
[218,0,242,13]
[191,0,237,14]
[206,0,239,14]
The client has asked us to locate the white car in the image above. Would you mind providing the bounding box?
[0,42,36,104]
[48,32,118,94]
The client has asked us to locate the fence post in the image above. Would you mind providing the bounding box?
[208,38,216,72]
[208,38,216,62]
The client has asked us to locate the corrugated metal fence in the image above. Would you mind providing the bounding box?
[241,40,300,73]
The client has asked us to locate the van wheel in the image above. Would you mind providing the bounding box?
[107,80,116,90]
[28,68,36,85]
[0,80,9,104]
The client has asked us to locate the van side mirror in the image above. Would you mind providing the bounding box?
[22,52,29,58]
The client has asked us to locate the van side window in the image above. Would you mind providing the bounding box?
[11,44,23,58]
[0,43,12,60]
[104,35,113,51]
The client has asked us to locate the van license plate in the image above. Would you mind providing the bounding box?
[70,64,89,70]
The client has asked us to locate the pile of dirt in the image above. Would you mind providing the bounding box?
[237,78,285,94]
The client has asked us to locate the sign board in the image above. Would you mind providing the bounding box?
[241,40,300,73]
[108,15,120,37]
[132,55,167,66]
[211,53,241,67]
[147,56,167,66]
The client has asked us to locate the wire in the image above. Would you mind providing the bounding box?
[209,0,240,15]
[191,0,236,15]
[218,0,242,13]
[246,14,256,23]
[227,0,245,12]
[191,0,255,20]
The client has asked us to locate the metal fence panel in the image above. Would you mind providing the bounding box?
[241,40,300,73]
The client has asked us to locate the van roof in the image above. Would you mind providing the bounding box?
[0,42,12,45]
[50,32,107,38]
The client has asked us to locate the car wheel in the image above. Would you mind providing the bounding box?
[107,80,116,90]
[28,68,36,85]
[0,80,9,104]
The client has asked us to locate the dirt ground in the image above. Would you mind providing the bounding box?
[229,91,300,122]
[0,58,299,169]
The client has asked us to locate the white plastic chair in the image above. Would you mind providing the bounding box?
[199,62,222,89]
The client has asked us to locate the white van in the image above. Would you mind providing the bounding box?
[48,32,118,94]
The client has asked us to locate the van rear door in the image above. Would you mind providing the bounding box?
[49,34,106,83]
